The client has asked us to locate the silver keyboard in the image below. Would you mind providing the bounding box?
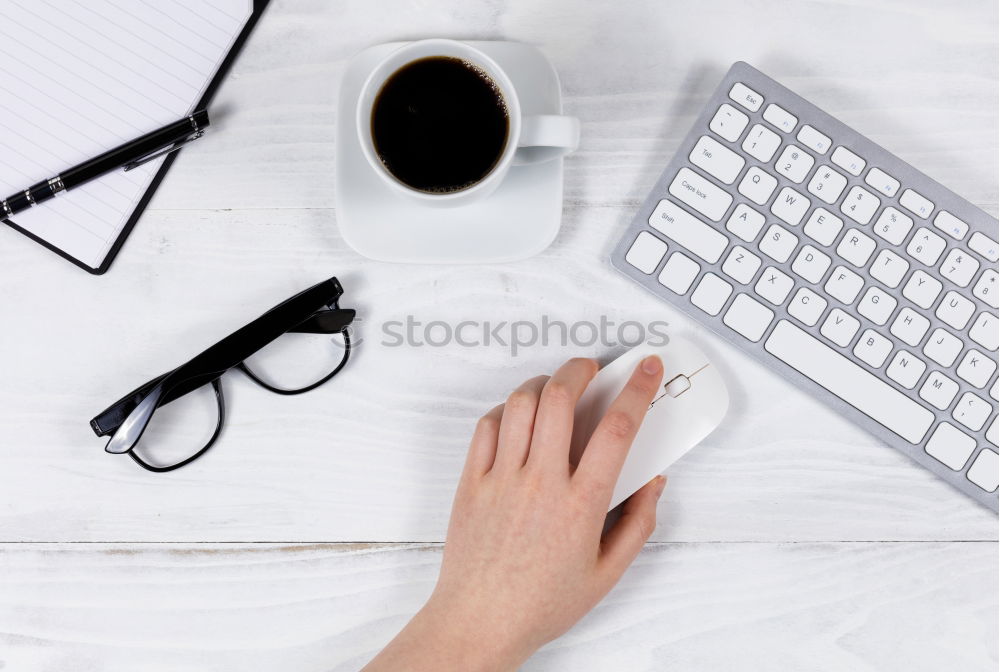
[611,62,999,510]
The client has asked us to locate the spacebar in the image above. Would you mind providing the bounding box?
[764,320,935,445]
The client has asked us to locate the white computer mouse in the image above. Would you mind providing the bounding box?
[570,337,729,511]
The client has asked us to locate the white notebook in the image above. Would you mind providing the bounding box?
[0,0,257,273]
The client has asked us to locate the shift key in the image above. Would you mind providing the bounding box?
[669,167,733,221]
[648,199,728,263]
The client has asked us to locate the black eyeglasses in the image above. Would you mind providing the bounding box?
[90,277,355,472]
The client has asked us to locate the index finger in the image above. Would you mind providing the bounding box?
[574,355,663,499]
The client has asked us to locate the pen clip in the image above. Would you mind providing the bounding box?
[123,130,204,171]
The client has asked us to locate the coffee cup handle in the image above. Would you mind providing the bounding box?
[513,115,580,165]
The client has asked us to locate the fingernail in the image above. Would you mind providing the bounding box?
[654,475,667,499]
[641,355,662,375]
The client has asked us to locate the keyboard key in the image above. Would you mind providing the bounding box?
[890,307,930,346]
[770,187,810,226]
[923,328,963,367]
[899,188,934,219]
[759,224,798,263]
[742,124,782,162]
[775,145,814,183]
[864,167,900,197]
[972,269,998,308]
[952,392,992,432]
[939,248,980,287]
[762,103,797,132]
[854,329,893,368]
[726,203,766,242]
[690,135,745,184]
[668,168,733,222]
[968,231,999,262]
[691,273,733,315]
[840,185,880,225]
[825,265,864,304]
[869,249,909,288]
[872,207,913,246]
[902,270,942,310]
[657,252,701,295]
[788,287,827,326]
[969,312,998,351]
[755,266,794,305]
[803,207,843,247]
[956,348,996,388]
[933,211,969,240]
[690,273,733,316]
[806,165,848,204]
[831,146,866,176]
[857,286,897,326]
[721,245,762,284]
[886,350,926,389]
[935,291,975,330]
[729,82,763,111]
[906,227,946,266]
[723,294,774,342]
[796,125,831,154]
[967,449,999,492]
[992,381,999,402]
[791,245,831,284]
[967,449,1000,490]
[737,166,778,205]
[821,308,860,347]
[919,371,959,410]
[764,320,934,444]
[625,232,667,274]
[709,103,750,142]
[648,199,729,262]
[991,415,999,442]
[836,228,877,267]
[925,423,976,470]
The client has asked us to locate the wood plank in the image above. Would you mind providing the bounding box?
[0,0,996,543]
[0,542,995,671]
[0,207,996,542]
[132,0,998,213]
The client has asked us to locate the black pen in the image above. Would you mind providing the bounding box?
[1,109,209,219]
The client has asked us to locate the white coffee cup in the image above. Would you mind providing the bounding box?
[356,39,580,207]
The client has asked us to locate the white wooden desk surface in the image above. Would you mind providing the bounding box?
[1,1,997,670]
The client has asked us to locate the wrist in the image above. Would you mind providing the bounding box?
[363,595,530,672]
[412,595,532,672]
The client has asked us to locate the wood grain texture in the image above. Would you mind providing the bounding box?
[0,542,995,672]
[0,0,997,667]
[1,3,997,543]
[139,0,999,214]
[0,205,996,542]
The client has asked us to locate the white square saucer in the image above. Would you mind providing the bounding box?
[335,41,567,263]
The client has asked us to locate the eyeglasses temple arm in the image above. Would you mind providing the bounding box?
[104,383,166,454]
[288,308,355,334]
[90,372,169,437]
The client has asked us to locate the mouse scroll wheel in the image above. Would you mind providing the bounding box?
[662,374,691,398]
[649,374,693,408]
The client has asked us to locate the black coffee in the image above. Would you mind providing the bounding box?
[371,56,509,193]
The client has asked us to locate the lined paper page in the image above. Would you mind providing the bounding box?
[0,0,252,270]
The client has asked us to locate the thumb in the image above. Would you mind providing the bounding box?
[598,475,666,583]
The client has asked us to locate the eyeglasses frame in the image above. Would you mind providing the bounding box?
[90,276,355,472]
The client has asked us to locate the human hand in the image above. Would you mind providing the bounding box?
[364,356,667,671]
